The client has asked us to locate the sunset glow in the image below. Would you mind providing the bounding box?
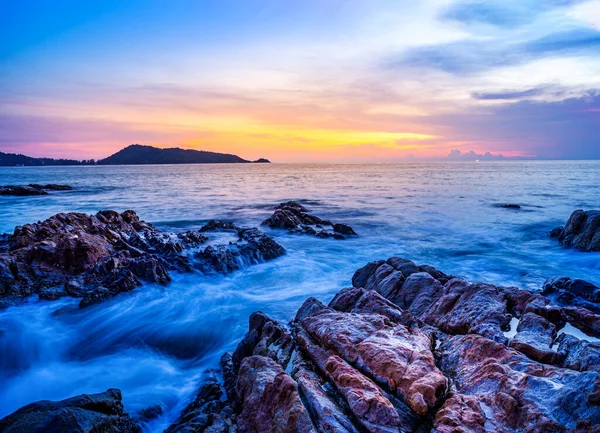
[2,0,599,161]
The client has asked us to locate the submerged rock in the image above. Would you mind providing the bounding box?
[262,201,357,239]
[0,211,284,307]
[163,256,600,433]
[492,203,521,209]
[0,388,139,433]
[551,209,600,252]
[0,184,73,196]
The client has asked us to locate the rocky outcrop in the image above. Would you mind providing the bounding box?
[194,221,286,275]
[543,276,600,314]
[0,184,73,196]
[165,256,600,433]
[262,201,357,239]
[0,388,139,433]
[0,211,284,307]
[551,209,600,252]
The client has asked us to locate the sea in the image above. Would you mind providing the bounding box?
[0,162,599,431]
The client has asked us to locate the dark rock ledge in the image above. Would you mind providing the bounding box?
[551,209,600,252]
[0,388,139,433]
[3,256,600,432]
[0,184,74,196]
[0,211,285,308]
[262,201,357,239]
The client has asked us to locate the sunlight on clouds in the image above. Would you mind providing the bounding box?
[569,0,600,30]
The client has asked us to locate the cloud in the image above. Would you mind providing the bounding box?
[447,149,507,160]
[431,90,600,159]
[391,27,600,75]
[471,86,555,100]
[439,0,579,28]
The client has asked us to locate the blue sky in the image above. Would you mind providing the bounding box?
[1,0,599,161]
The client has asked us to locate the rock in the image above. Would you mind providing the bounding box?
[551,209,600,251]
[28,184,73,191]
[437,334,600,432]
[194,222,285,275]
[236,356,317,433]
[492,203,521,209]
[163,256,600,433]
[0,185,48,196]
[333,223,357,235]
[0,388,139,433]
[165,371,233,433]
[0,184,73,196]
[509,312,565,365]
[262,201,357,239]
[1,211,284,306]
[543,276,600,313]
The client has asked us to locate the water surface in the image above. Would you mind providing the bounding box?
[0,162,599,430]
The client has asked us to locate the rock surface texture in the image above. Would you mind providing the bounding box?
[0,389,139,433]
[165,256,600,433]
[262,201,357,239]
[551,209,600,252]
[0,211,284,308]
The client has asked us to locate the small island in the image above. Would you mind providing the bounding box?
[0,144,270,166]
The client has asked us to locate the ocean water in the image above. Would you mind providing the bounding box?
[0,162,599,430]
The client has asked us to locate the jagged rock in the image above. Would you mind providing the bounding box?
[0,388,139,433]
[165,372,234,433]
[509,312,565,365]
[231,311,294,371]
[262,201,356,239]
[543,276,600,313]
[551,209,600,252]
[194,222,285,275]
[1,211,284,306]
[437,334,600,432]
[161,256,600,433]
[236,356,316,433]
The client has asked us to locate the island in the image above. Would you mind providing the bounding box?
[0,144,270,166]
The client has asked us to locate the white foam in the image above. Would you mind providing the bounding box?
[559,323,600,344]
[503,317,520,339]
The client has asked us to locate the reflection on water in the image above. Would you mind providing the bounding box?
[0,162,599,430]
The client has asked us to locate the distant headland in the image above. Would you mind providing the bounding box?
[0,144,271,166]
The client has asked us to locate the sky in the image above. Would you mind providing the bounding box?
[1,0,599,162]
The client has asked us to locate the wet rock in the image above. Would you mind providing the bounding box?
[437,334,600,432]
[334,223,357,235]
[28,183,73,191]
[0,184,73,196]
[262,201,357,239]
[509,312,565,365]
[231,311,294,372]
[556,333,600,373]
[551,209,600,252]
[0,185,48,196]
[492,203,521,209]
[166,372,234,433]
[543,276,600,313]
[163,256,600,433]
[1,211,284,306]
[194,223,285,275]
[236,356,316,433]
[0,388,139,433]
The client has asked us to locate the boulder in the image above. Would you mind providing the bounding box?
[0,389,139,433]
[262,201,357,239]
[551,209,600,251]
